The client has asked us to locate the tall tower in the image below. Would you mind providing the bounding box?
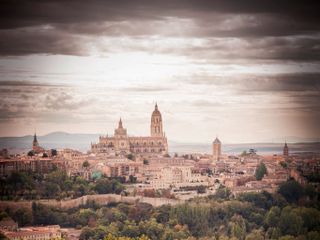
[114,118,129,154]
[114,118,127,138]
[212,137,221,161]
[32,132,39,150]
[150,103,163,137]
[283,142,289,157]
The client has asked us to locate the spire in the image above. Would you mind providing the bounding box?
[33,132,38,143]
[118,118,123,128]
[155,102,158,111]
[33,131,39,148]
[213,137,221,144]
[283,141,289,156]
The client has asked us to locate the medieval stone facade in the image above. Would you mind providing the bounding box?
[91,104,168,155]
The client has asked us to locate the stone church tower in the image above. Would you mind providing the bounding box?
[212,137,221,162]
[32,132,44,153]
[283,142,289,157]
[32,132,39,150]
[150,103,164,137]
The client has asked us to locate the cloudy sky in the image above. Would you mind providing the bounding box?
[0,0,319,143]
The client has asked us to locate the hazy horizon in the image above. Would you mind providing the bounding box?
[0,1,319,143]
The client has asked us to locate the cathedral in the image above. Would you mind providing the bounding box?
[91,104,168,155]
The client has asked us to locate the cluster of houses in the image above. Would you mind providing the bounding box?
[0,218,62,240]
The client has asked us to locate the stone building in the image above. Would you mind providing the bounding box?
[0,158,66,176]
[4,225,61,240]
[212,137,221,162]
[32,133,45,154]
[283,142,289,157]
[91,104,168,155]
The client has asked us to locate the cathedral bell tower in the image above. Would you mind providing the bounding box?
[283,142,289,157]
[32,132,39,149]
[150,103,163,137]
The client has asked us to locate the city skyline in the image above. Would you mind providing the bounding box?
[0,0,319,143]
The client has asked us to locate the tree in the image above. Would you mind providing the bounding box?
[238,191,273,209]
[197,185,206,194]
[307,231,320,240]
[241,151,247,156]
[279,236,295,240]
[0,212,8,221]
[249,149,257,155]
[44,182,60,198]
[279,161,287,169]
[278,180,304,203]
[94,179,112,194]
[293,207,320,232]
[129,175,137,183]
[80,226,95,240]
[27,150,35,157]
[279,206,303,236]
[143,159,149,165]
[139,218,165,240]
[264,206,280,228]
[13,208,32,227]
[245,229,264,240]
[266,227,281,240]
[83,160,90,168]
[126,154,134,160]
[51,149,58,156]
[111,179,125,194]
[0,232,9,240]
[121,220,139,238]
[229,215,247,240]
[213,186,231,200]
[255,163,267,180]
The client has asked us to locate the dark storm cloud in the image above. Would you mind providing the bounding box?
[0,27,87,56]
[0,80,64,87]
[150,36,320,62]
[0,0,319,57]
[187,72,320,92]
[0,0,319,29]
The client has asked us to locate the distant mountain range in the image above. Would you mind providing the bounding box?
[0,131,319,155]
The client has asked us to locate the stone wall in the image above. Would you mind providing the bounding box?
[0,194,183,211]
